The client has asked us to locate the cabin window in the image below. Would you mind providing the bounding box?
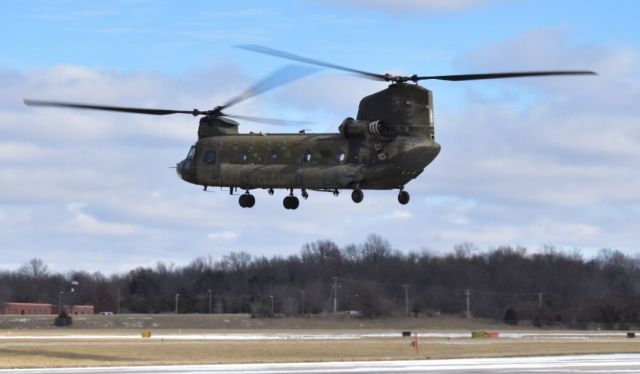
[303,151,312,163]
[204,150,216,164]
[240,152,248,162]
[271,151,278,162]
[337,151,346,163]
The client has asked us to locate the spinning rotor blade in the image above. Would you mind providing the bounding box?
[23,99,199,115]
[237,44,597,84]
[221,64,318,109]
[415,70,597,82]
[235,44,388,81]
[25,64,319,124]
[223,113,313,126]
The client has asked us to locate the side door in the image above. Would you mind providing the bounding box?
[200,146,220,185]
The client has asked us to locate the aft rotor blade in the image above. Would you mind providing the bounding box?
[416,70,597,82]
[224,113,313,126]
[221,64,318,110]
[235,44,388,81]
[24,99,199,116]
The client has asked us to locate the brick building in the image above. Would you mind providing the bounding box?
[2,302,95,315]
[2,302,54,315]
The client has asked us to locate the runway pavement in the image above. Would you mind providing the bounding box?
[2,354,640,373]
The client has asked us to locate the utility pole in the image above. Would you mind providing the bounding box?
[403,284,411,316]
[300,290,305,315]
[116,288,120,314]
[538,292,543,310]
[465,289,471,318]
[332,277,339,313]
[270,295,274,316]
[208,289,212,314]
[175,293,180,314]
[58,291,64,314]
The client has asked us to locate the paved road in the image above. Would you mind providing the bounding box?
[3,354,640,373]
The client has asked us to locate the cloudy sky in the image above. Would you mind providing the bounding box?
[1,0,639,273]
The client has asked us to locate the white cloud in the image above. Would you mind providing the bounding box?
[383,209,413,220]
[0,142,52,162]
[324,0,491,12]
[207,231,240,240]
[65,202,143,236]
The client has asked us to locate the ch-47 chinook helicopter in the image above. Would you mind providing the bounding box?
[25,45,596,210]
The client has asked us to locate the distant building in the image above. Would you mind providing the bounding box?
[2,302,95,315]
[69,305,94,315]
[2,302,54,315]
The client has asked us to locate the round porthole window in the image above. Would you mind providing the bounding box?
[240,152,248,162]
[337,151,346,163]
[271,151,278,162]
[303,151,312,163]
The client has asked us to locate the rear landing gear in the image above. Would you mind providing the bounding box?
[239,192,255,208]
[283,190,300,210]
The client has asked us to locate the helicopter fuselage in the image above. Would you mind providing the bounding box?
[176,83,441,207]
[177,130,440,191]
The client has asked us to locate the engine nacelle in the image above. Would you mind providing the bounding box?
[198,116,239,139]
[338,117,384,138]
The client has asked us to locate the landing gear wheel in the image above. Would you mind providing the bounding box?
[301,189,309,200]
[268,188,274,196]
[283,195,300,210]
[398,190,410,205]
[239,193,255,208]
[351,189,363,203]
[332,189,339,196]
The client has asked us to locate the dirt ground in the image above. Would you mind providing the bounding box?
[0,315,638,368]
[1,336,639,368]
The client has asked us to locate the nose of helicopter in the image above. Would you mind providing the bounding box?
[175,161,184,178]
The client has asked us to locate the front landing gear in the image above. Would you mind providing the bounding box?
[398,189,410,205]
[239,192,255,208]
[283,189,300,210]
[351,188,363,203]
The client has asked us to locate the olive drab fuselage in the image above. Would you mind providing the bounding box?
[177,83,441,192]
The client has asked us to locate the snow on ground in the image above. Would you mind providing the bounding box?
[0,331,632,341]
[1,354,640,373]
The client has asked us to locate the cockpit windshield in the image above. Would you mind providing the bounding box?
[182,145,196,173]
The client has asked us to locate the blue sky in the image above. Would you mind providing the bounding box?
[1,0,639,273]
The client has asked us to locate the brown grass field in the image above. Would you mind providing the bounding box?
[0,315,638,368]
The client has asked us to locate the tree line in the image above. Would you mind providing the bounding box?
[1,235,639,328]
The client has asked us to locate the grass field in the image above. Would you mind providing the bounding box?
[0,315,638,368]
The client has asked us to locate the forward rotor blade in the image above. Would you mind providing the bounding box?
[24,99,198,116]
[221,64,318,110]
[416,70,597,82]
[223,113,313,126]
[235,44,388,81]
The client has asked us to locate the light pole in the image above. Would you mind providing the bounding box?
[175,293,180,314]
[403,284,411,316]
[58,291,64,314]
[465,289,471,319]
[270,295,274,317]
[208,289,212,314]
[300,290,305,315]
